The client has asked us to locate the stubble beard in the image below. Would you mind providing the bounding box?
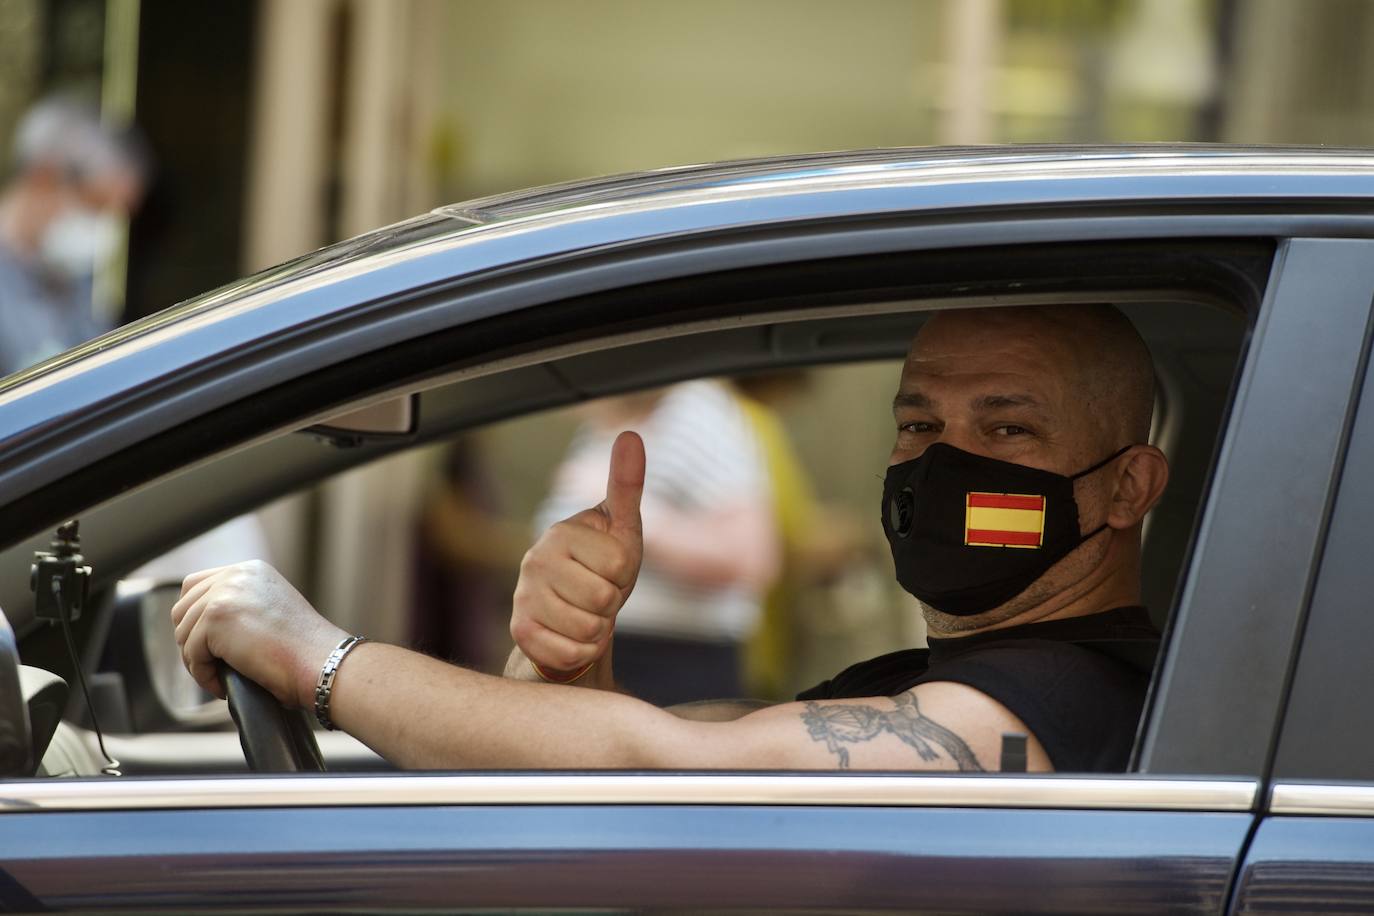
[919,534,1112,636]
[920,581,1053,635]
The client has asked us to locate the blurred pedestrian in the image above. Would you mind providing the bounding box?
[535,381,780,705]
[0,96,149,376]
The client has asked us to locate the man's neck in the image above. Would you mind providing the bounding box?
[925,538,1141,639]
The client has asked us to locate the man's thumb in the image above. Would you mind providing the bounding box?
[603,430,645,535]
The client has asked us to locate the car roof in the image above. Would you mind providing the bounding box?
[444,143,1374,222]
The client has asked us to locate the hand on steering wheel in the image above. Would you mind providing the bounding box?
[223,664,325,772]
[170,561,345,772]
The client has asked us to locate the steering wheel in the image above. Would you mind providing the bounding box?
[223,666,326,772]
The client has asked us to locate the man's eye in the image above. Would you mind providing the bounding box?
[899,421,937,434]
[992,424,1030,437]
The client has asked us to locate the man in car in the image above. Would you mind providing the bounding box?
[173,303,1169,773]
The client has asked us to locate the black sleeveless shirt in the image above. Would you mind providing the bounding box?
[795,606,1160,772]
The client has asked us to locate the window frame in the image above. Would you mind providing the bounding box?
[1267,243,1374,796]
[1136,237,1374,777]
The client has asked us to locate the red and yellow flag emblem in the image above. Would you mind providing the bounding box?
[965,492,1046,548]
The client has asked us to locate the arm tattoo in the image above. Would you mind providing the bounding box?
[800,692,985,771]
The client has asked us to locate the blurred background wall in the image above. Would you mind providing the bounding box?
[5,0,1374,690]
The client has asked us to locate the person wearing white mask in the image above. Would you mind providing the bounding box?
[0,99,277,601]
[0,96,148,377]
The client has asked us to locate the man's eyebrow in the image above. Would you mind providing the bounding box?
[892,391,1049,412]
[892,391,932,410]
[972,393,1045,411]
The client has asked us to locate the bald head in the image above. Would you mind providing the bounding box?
[911,304,1154,457]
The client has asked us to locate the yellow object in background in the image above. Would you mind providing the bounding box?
[737,394,819,700]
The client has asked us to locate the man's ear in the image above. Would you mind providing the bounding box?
[1105,445,1169,529]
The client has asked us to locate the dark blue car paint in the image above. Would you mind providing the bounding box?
[2,805,1251,913]
[1231,818,1374,915]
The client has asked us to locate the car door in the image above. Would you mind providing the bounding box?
[1229,244,1374,914]
[2,234,1361,914]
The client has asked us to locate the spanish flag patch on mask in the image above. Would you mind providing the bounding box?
[964,492,1046,548]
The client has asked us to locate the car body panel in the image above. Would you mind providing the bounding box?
[1227,290,1374,914]
[1136,238,1374,777]
[1230,817,1374,915]
[1269,318,1374,783]
[3,804,1253,913]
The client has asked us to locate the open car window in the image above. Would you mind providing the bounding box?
[35,282,1253,781]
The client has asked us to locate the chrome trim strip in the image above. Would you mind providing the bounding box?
[447,149,1374,224]
[1270,783,1374,816]
[0,774,1256,814]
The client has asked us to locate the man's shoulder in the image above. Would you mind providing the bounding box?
[795,634,1142,702]
[921,637,1150,772]
[933,636,1145,686]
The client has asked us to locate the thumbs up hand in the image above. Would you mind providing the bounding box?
[508,431,645,684]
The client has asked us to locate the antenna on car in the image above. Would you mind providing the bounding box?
[31,521,121,776]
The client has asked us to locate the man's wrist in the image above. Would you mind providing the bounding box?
[587,646,617,691]
[293,625,350,709]
[313,634,369,729]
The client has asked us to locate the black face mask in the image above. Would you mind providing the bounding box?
[882,443,1132,617]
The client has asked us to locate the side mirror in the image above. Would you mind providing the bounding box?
[98,579,228,732]
[0,606,31,776]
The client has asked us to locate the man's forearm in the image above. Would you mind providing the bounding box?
[333,642,674,769]
[503,647,768,720]
[319,643,1011,772]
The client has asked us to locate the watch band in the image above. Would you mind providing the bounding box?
[313,634,368,730]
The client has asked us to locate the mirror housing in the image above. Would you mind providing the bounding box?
[100,579,229,733]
